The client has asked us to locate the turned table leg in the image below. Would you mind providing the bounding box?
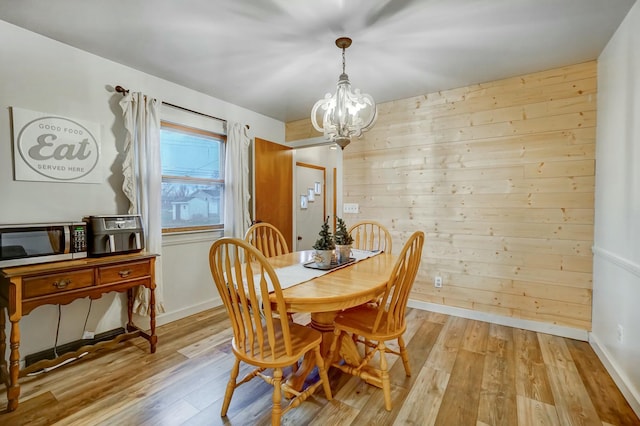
[310,311,339,357]
[126,288,134,330]
[286,310,337,392]
[7,316,20,411]
[0,307,8,389]
[125,286,157,354]
[149,285,157,353]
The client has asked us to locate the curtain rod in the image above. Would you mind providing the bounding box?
[114,85,249,129]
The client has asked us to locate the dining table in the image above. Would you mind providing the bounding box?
[264,249,397,391]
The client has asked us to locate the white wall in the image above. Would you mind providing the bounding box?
[0,20,284,360]
[592,2,640,416]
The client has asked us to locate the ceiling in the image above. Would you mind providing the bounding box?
[0,0,635,123]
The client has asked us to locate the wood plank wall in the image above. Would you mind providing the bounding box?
[286,61,596,330]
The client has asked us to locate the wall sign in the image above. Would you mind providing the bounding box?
[11,107,102,183]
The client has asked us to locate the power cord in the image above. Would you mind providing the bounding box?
[53,304,61,358]
[82,299,93,338]
[27,303,90,377]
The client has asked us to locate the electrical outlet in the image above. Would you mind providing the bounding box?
[434,276,443,288]
[82,331,95,340]
[617,324,624,343]
[343,203,359,214]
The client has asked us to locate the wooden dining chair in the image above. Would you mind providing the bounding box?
[209,238,332,425]
[245,222,298,324]
[326,230,424,411]
[244,222,290,258]
[348,220,393,254]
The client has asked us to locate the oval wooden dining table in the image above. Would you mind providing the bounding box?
[265,250,397,390]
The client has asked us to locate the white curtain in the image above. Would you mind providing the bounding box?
[224,121,252,238]
[120,92,165,315]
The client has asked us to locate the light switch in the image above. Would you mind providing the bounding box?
[343,203,359,214]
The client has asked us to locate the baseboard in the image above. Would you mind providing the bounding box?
[159,298,588,340]
[589,332,640,418]
[25,327,125,367]
[407,299,589,341]
[155,297,222,326]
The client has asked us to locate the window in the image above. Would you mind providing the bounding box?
[160,121,225,233]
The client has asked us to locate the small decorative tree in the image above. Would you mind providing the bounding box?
[334,217,353,262]
[334,217,353,246]
[312,216,335,250]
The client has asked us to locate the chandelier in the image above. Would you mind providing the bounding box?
[311,37,377,150]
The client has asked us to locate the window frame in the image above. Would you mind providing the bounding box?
[160,120,226,234]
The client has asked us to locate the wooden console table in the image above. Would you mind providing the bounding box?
[0,252,158,412]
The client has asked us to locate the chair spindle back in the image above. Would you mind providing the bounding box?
[348,220,393,254]
[245,222,290,258]
[372,231,424,335]
[209,237,292,360]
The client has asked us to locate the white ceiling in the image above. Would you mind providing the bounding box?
[0,0,635,123]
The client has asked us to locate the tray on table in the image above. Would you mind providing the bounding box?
[303,257,356,271]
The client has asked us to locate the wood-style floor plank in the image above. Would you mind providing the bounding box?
[433,349,485,425]
[424,315,466,373]
[516,395,561,426]
[545,364,602,426]
[538,333,602,426]
[514,328,556,405]
[461,319,489,354]
[566,339,639,426]
[0,307,637,426]
[394,365,449,425]
[477,324,517,426]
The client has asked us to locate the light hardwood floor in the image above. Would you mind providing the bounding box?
[1,307,638,425]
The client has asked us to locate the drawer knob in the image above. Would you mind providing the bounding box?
[119,269,132,278]
[53,279,71,289]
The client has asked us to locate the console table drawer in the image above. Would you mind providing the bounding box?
[23,270,94,298]
[98,260,151,284]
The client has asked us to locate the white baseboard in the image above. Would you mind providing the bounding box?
[589,332,640,418]
[159,298,588,341]
[407,299,589,341]
[155,297,222,327]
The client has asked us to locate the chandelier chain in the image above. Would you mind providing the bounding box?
[342,47,346,74]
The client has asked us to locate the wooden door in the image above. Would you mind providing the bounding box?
[254,138,293,248]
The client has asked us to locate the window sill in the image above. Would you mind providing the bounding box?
[162,228,224,247]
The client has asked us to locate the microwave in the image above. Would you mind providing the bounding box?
[0,222,87,268]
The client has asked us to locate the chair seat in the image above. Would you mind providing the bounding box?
[232,322,322,368]
[334,304,406,341]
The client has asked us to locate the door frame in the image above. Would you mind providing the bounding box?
[295,162,327,250]
[296,161,326,219]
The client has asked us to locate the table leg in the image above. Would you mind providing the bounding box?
[125,287,157,354]
[126,288,134,329]
[0,307,7,387]
[7,316,20,411]
[149,286,157,353]
[310,311,339,357]
[286,311,337,392]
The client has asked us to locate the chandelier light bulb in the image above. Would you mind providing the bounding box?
[311,37,377,149]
